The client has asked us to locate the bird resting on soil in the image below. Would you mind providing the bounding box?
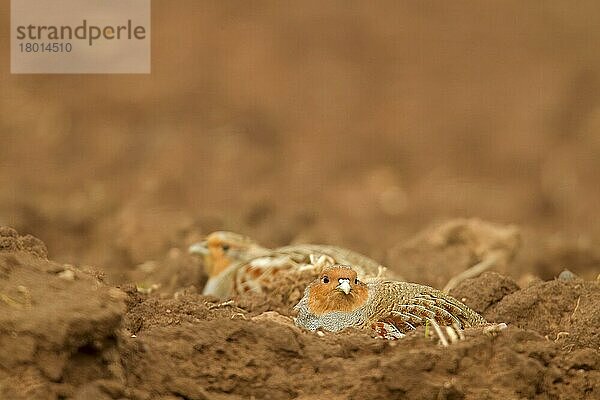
[295,264,486,340]
[189,231,394,298]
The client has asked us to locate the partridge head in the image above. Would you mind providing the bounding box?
[295,264,486,339]
[189,231,268,277]
[189,231,269,296]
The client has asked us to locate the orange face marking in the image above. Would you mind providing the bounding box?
[204,234,231,277]
[307,265,368,315]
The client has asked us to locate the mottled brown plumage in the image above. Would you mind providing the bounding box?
[189,232,393,298]
[295,264,486,339]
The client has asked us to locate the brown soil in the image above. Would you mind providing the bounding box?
[1,228,599,399]
[2,2,600,399]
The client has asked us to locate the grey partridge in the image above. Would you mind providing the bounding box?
[295,264,486,339]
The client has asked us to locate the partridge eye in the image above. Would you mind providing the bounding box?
[222,244,230,251]
[322,276,330,284]
[354,278,358,284]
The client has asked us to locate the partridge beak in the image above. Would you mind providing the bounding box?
[336,279,352,295]
[188,241,209,256]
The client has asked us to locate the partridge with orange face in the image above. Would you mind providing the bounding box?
[294,264,486,339]
[189,231,393,298]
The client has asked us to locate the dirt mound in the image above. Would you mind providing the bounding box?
[126,247,208,296]
[0,229,126,400]
[387,219,521,289]
[121,286,248,335]
[0,226,48,259]
[487,277,600,351]
[449,271,521,314]
[452,271,600,352]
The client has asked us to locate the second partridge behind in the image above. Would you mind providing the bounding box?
[189,231,393,298]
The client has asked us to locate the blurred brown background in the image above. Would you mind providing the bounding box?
[1,1,599,281]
